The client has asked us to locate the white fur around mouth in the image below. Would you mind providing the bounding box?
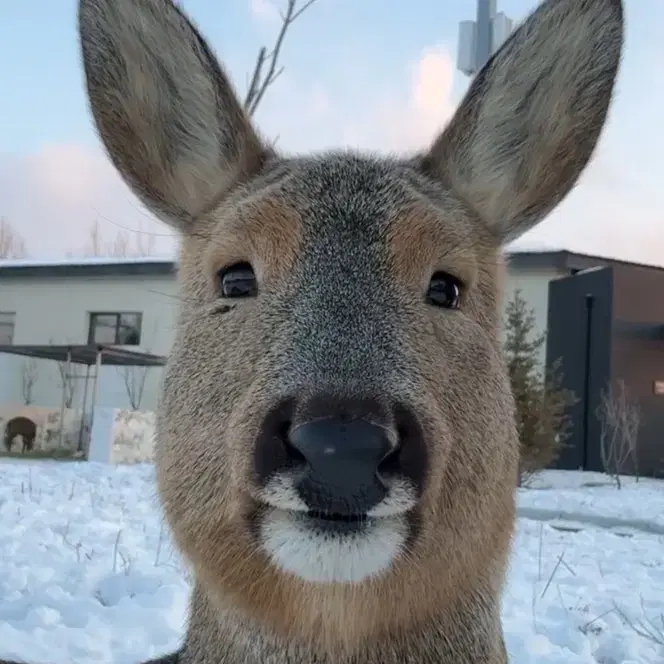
[257,473,418,517]
[259,508,409,584]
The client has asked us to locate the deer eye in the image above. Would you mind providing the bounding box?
[426,271,462,309]
[218,262,257,298]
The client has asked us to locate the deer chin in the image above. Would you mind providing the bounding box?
[258,506,409,584]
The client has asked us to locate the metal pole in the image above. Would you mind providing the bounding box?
[581,295,595,471]
[78,364,91,453]
[475,0,496,72]
[58,348,72,450]
[89,348,103,437]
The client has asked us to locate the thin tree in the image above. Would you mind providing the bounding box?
[49,336,81,411]
[243,0,321,116]
[85,218,104,256]
[78,219,157,258]
[21,358,39,405]
[0,217,28,258]
[121,361,150,411]
[119,321,158,411]
[596,380,640,488]
[57,359,78,409]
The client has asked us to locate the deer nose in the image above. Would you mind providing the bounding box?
[287,417,395,514]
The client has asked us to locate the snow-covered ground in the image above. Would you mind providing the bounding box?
[0,461,662,663]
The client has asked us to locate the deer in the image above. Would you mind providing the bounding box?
[3,416,37,454]
[0,0,623,662]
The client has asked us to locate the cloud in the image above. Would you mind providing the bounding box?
[338,46,458,153]
[2,39,663,268]
[249,0,279,23]
[1,44,461,259]
[0,144,175,259]
[249,44,460,155]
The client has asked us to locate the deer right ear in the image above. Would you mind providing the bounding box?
[78,0,269,231]
[420,0,624,244]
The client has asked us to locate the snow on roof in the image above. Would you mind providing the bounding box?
[503,238,566,254]
[0,244,563,271]
[3,245,661,271]
[0,255,176,269]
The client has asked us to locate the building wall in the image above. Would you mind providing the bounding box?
[612,263,664,323]
[543,264,664,478]
[502,265,568,367]
[0,259,567,412]
[610,264,664,477]
[546,267,614,473]
[611,337,664,478]
[0,273,179,411]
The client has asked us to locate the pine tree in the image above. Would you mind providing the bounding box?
[502,290,576,483]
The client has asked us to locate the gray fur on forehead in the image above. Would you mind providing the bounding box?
[245,150,464,235]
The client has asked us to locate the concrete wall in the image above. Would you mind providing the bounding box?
[0,273,179,411]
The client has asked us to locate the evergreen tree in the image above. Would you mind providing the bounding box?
[502,290,576,482]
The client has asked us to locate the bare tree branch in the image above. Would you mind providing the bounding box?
[21,358,39,406]
[597,380,640,489]
[246,47,267,110]
[121,361,150,411]
[57,360,79,409]
[119,321,158,410]
[0,217,28,259]
[244,0,320,116]
[72,219,157,258]
[87,218,104,257]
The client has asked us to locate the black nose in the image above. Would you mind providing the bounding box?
[288,417,394,514]
[254,397,428,515]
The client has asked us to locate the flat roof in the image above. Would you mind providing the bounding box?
[0,344,167,367]
[0,256,176,278]
[0,248,662,278]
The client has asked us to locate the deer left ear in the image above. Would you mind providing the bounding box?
[419,0,624,243]
[78,0,269,231]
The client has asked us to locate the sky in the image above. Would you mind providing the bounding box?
[0,0,662,265]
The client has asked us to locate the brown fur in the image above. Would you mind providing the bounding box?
[0,1,623,663]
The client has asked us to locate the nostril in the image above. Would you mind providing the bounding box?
[280,422,307,468]
[377,441,402,478]
[376,421,410,481]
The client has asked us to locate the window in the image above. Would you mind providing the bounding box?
[0,312,16,345]
[88,312,142,346]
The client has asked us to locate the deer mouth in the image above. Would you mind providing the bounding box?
[308,511,365,522]
[303,509,369,533]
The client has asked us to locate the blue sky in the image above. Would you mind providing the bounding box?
[1,0,662,263]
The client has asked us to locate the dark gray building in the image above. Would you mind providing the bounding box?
[546,259,664,479]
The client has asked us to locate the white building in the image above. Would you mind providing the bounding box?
[0,257,178,413]
[0,248,619,412]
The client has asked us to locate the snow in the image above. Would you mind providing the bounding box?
[5,246,662,274]
[110,411,156,464]
[0,256,175,270]
[504,238,566,255]
[88,409,156,465]
[0,462,662,663]
[0,244,565,271]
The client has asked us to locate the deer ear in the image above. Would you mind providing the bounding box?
[420,0,624,243]
[78,0,269,230]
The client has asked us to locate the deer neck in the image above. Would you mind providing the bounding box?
[179,583,508,664]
